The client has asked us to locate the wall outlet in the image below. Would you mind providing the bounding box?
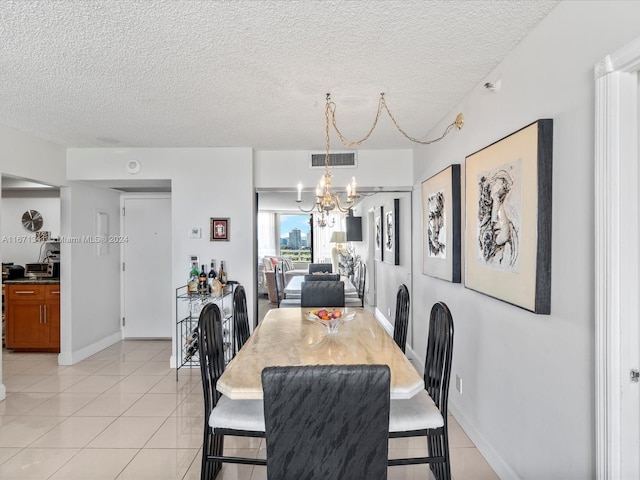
[455,375,462,394]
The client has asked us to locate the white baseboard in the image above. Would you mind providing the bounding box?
[374,307,422,369]
[448,398,520,480]
[57,331,123,365]
[374,307,394,334]
[378,305,515,479]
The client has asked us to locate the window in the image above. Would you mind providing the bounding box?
[280,214,312,262]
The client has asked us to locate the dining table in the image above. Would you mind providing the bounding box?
[283,274,359,299]
[217,307,424,400]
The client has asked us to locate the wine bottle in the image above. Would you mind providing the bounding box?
[184,341,198,361]
[208,259,217,283]
[183,327,198,347]
[198,265,209,294]
[188,263,199,295]
[218,261,227,284]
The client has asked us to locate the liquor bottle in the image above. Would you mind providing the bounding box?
[198,265,209,294]
[208,259,217,283]
[188,263,199,295]
[218,261,227,284]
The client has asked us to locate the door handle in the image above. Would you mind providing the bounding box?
[39,305,43,324]
[43,304,47,323]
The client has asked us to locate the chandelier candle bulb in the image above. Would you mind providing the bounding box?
[297,183,302,202]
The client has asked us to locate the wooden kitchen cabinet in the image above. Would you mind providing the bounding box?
[5,283,60,352]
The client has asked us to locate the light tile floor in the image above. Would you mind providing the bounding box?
[1,339,499,479]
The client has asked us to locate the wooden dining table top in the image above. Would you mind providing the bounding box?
[217,307,424,400]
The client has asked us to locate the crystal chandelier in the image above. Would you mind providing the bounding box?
[297,93,464,227]
[297,94,358,227]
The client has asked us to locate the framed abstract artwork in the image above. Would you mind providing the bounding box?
[210,217,230,241]
[421,165,461,282]
[384,199,400,265]
[465,119,553,314]
[374,206,383,262]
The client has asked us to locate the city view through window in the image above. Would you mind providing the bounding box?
[280,214,312,262]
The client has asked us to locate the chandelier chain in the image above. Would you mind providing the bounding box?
[327,93,462,148]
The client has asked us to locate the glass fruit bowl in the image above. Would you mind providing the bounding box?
[306,308,356,334]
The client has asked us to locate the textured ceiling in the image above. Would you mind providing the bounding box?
[0,0,558,150]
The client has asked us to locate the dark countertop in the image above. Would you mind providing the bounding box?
[3,277,60,285]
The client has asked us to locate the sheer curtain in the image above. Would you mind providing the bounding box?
[257,212,278,258]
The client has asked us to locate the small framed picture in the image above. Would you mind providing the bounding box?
[210,218,230,241]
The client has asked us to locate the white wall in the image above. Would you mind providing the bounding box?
[58,183,122,364]
[410,1,640,478]
[1,193,60,266]
[67,147,255,367]
[255,149,413,190]
[351,192,412,337]
[0,124,67,400]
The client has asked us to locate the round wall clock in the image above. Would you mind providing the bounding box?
[22,209,44,232]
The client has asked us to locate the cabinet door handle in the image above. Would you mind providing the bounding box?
[44,304,47,323]
[50,291,60,295]
[15,290,36,294]
[39,305,43,324]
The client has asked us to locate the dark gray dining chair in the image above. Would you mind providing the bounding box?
[232,285,250,356]
[388,301,454,480]
[393,284,410,353]
[308,263,333,274]
[303,273,340,282]
[262,364,390,480]
[274,264,298,308]
[300,280,345,307]
[197,303,265,479]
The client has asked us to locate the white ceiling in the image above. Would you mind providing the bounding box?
[0,0,559,151]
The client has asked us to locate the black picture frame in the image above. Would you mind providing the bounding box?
[421,164,461,282]
[374,206,383,262]
[384,199,400,266]
[464,119,553,314]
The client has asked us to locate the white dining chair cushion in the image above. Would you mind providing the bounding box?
[344,297,362,305]
[278,298,299,308]
[389,389,444,432]
[209,396,265,432]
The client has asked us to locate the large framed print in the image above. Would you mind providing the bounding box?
[465,119,553,314]
[421,165,461,282]
[374,206,383,262]
[384,199,400,265]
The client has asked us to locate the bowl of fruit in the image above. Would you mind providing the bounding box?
[306,308,356,334]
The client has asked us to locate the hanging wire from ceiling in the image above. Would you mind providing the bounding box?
[327,92,464,148]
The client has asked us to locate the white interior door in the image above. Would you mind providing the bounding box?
[122,195,172,338]
[594,35,640,480]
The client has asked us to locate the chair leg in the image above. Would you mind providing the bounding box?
[427,429,451,480]
[201,428,224,479]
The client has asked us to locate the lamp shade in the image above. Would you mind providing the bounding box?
[346,215,363,241]
[330,231,347,243]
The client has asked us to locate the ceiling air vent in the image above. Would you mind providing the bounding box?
[310,152,357,168]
